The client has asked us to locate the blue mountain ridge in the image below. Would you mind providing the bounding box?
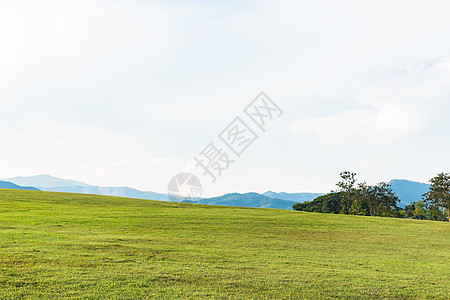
[0,180,40,191]
[40,185,169,202]
[388,179,430,207]
[182,192,296,210]
[3,175,430,209]
[4,175,169,201]
[263,191,324,203]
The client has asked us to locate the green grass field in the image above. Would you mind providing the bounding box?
[0,189,448,299]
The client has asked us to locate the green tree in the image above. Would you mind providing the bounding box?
[292,201,309,211]
[423,172,450,221]
[336,171,357,214]
[351,182,370,215]
[355,182,399,217]
[373,182,400,217]
[296,173,399,218]
[356,182,377,216]
[292,193,343,213]
[413,200,427,220]
[403,202,415,218]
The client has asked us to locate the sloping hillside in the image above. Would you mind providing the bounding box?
[0,189,448,299]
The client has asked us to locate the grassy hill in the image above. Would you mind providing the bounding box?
[0,189,448,299]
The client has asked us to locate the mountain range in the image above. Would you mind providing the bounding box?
[1,175,431,209]
[182,193,296,210]
[0,180,40,191]
[388,179,430,207]
[3,175,169,201]
[263,191,324,203]
[7,175,90,188]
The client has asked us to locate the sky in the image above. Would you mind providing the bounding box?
[1,0,450,197]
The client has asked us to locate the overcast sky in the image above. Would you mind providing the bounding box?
[1,0,449,196]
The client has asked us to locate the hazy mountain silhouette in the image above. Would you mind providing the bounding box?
[263,191,324,203]
[4,175,168,201]
[182,192,296,210]
[42,186,169,201]
[388,179,430,207]
[3,175,431,209]
[0,180,40,191]
[6,174,90,188]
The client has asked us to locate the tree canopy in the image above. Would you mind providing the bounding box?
[422,172,450,221]
[293,172,400,217]
[293,171,449,222]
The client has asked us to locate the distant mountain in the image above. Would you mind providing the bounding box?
[263,191,324,203]
[183,192,296,210]
[388,179,430,207]
[42,186,169,201]
[4,175,169,201]
[3,175,431,209]
[0,180,40,191]
[5,174,90,188]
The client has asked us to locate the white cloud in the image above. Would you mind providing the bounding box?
[290,106,424,147]
[290,57,450,148]
[1,0,450,194]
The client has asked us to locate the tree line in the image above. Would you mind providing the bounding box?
[293,171,449,221]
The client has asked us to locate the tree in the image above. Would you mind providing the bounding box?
[403,202,415,218]
[336,171,357,214]
[373,182,400,217]
[423,172,450,221]
[292,201,309,211]
[356,182,377,216]
[356,182,399,217]
[352,182,371,215]
[292,193,343,213]
[294,172,400,218]
[413,200,427,220]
